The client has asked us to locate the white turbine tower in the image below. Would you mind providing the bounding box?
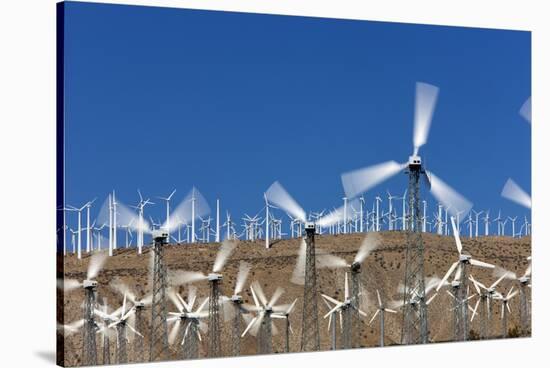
[157,189,176,242]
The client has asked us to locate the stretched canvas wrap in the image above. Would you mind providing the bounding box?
[56,1,532,366]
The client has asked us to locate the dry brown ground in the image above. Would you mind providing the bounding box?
[59,231,531,366]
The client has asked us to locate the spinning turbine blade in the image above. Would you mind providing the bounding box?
[501,178,531,209]
[165,187,211,232]
[427,171,472,220]
[241,316,257,337]
[471,299,480,322]
[169,270,208,285]
[341,161,407,199]
[58,278,82,292]
[316,253,348,269]
[519,96,531,124]
[354,232,381,264]
[87,251,108,280]
[265,181,306,223]
[268,287,285,308]
[212,240,237,273]
[234,261,251,295]
[413,82,439,155]
[187,286,197,311]
[493,267,517,281]
[168,319,181,345]
[110,280,136,303]
[251,281,268,307]
[291,239,307,285]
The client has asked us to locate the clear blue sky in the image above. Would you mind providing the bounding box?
[62,2,531,237]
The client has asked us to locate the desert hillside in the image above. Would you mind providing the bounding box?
[58,231,531,366]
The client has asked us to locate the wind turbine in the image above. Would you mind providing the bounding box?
[170,239,237,357]
[493,258,532,335]
[265,180,348,352]
[241,281,290,354]
[167,287,209,359]
[495,288,518,338]
[369,290,398,347]
[321,273,368,349]
[110,281,153,362]
[157,189,176,241]
[101,293,143,364]
[436,216,494,341]
[341,82,473,345]
[228,261,251,356]
[316,232,380,347]
[57,251,109,365]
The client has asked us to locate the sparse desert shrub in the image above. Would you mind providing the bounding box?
[508,326,521,338]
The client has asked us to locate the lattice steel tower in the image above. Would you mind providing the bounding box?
[349,264,361,348]
[116,322,128,363]
[519,277,531,334]
[149,231,169,361]
[258,309,273,354]
[207,273,223,357]
[401,158,429,344]
[102,327,111,365]
[300,223,320,351]
[133,302,145,362]
[341,303,352,349]
[230,296,244,356]
[183,319,200,359]
[82,282,98,366]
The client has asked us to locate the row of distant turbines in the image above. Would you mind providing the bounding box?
[58,175,531,260]
[58,83,531,365]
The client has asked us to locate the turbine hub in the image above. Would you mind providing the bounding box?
[519,276,530,284]
[351,262,361,272]
[451,280,460,288]
[459,254,471,263]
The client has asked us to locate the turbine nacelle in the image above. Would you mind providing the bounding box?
[451,280,461,289]
[83,279,98,289]
[304,222,315,232]
[231,295,243,304]
[519,276,530,285]
[134,301,145,309]
[152,230,168,242]
[408,155,422,168]
[350,262,361,272]
[208,273,223,282]
[459,253,472,263]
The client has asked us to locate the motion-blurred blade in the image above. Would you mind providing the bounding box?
[58,278,82,292]
[519,96,531,124]
[426,293,437,305]
[265,181,306,223]
[341,161,407,199]
[168,319,181,345]
[187,286,197,311]
[87,251,108,280]
[291,239,307,285]
[165,187,211,232]
[354,232,380,264]
[501,178,531,209]
[212,239,237,273]
[234,261,251,295]
[376,290,382,308]
[251,281,268,307]
[268,287,285,308]
[316,253,348,269]
[413,82,439,155]
[110,279,136,303]
[493,267,517,281]
[427,171,472,220]
[169,270,208,285]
